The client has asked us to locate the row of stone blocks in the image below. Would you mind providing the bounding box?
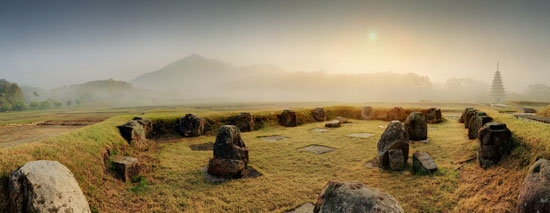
[458,107,550,212]
[459,108,514,169]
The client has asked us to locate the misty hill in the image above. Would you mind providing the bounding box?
[132,54,242,90]
[22,79,155,106]
[131,54,493,102]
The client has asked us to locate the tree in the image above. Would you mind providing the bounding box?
[39,101,50,109]
[29,101,39,110]
[13,101,26,111]
[1,102,12,112]
[54,101,62,108]
[490,63,506,104]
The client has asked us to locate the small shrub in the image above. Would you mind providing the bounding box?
[130,175,150,194]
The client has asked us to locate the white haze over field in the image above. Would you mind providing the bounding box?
[2,0,550,104]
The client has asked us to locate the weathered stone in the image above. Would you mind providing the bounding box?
[424,108,443,124]
[464,109,478,129]
[517,158,550,213]
[361,106,376,120]
[468,112,493,139]
[459,107,475,123]
[387,107,408,121]
[279,109,297,127]
[412,151,437,175]
[111,156,139,182]
[314,181,404,213]
[378,121,409,170]
[335,116,348,124]
[213,125,249,164]
[312,107,326,122]
[8,160,91,213]
[388,149,405,171]
[208,125,249,178]
[207,158,246,178]
[235,112,255,132]
[118,120,150,151]
[477,122,514,169]
[133,116,153,136]
[324,120,341,128]
[404,112,428,141]
[177,114,205,137]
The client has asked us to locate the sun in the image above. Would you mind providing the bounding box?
[368,31,378,41]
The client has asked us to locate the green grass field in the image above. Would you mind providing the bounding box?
[0,104,549,212]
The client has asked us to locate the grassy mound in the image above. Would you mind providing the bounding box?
[537,105,550,118]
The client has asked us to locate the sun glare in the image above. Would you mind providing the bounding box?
[368,31,378,41]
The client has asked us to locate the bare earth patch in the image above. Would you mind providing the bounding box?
[309,128,330,133]
[189,142,214,151]
[347,133,375,139]
[298,144,335,154]
[257,135,289,142]
[0,125,83,148]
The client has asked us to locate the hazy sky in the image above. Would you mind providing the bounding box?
[1,0,549,92]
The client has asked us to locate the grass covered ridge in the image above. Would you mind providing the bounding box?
[0,105,549,212]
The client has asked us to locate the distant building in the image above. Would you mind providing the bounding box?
[490,62,506,104]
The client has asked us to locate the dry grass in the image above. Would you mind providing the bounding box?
[536,105,550,118]
[0,104,549,212]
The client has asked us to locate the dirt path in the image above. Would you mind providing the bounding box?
[0,125,83,148]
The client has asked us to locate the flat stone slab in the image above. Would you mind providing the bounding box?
[310,128,330,133]
[298,144,336,154]
[201,166,262,183]
[347,133,375,139]
[378,125,387,129]
[257,135,289,142]
[285,202,315,213]
[189,142,214,151]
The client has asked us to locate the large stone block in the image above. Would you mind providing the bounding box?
[111,156,139,182]
[278,109,297,127]
[208,125,249,178]
[477,122,513,169]
[178,114,205,137]
[118,120,150,151]
[424,108,443,124]
[377,121,409,170]
[404,112,428,141]
[312,107,326,122]
[468,112,493,140]
[412,151,437,175]
[235,112,255,132]
[360,106,375,120]
[388,149,405,171]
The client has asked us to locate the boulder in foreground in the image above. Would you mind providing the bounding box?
[314,181,404,213]
[517,158,550,213]
[8,160,91,213]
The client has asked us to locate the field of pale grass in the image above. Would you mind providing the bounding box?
[0,104,549,212]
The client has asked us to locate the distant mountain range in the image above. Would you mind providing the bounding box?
[18,54,521,105]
